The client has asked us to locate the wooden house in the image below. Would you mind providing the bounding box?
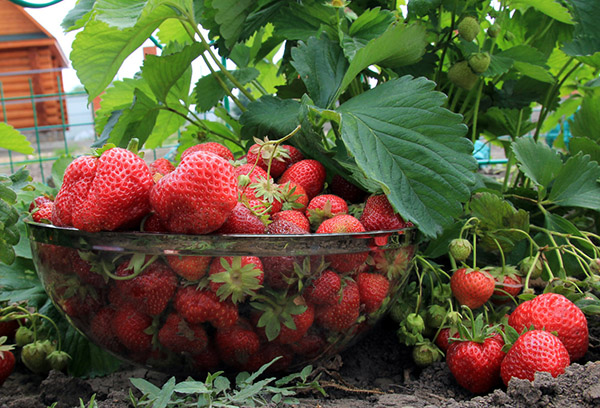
[0,0,69,130]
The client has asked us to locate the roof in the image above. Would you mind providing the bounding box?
[0,0,69,68]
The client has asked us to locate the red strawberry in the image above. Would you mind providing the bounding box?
[278,159,326,200]
[306,194,348,229]
[450,267,495,309]
[166,255,211,281]
[0,339,15,386]
[283,145,304,167]
[52,148,153,232]
[208,256,264,303]
[29,195,52,213]
[316,215,368,273]
[500,329,570,385]
[114,257,178,316]
[277,302,315,345]
[241,177,284,215]
[181,142,234,161]
[89,307,122,353]
[272,210,310,232]
[112,304,153,352]
[158,313,209,355]
[191,343,220,371]
[330,174,366,203]
[360,194,411,231]
[304,270,342,306]
[508,293,588,362]
[243,343,293,373]
[210,299,239,328]
[356,272,389,314]
[435,327,459,353]
[32,201,53,223]
[316,279,360,332]
[141,212,169,232]
[290,331,326,358]
[149,158,175,182]
[235,163,270,187]
[215,323,260,367]
[246,142,290,178]
[446,335,505,394]
[150,151,238,234]
[216,202,267,234]
[0,320,19,342]
[262,255,302,290]
[491,272,523,305]
[267,219,309,235]
[174,287,221,325]
[279,181,309,212]
[71,252,104,287]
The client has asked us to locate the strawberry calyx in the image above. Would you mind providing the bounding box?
[452,308,501,345]
[0,336,15,355]
[209,256,264,303]
[251,292,308,342]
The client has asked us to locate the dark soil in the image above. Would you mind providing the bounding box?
[1,315,599,408]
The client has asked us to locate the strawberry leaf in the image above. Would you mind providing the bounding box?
[548,152,600,211]
[0,123,34,155]
[337,76,478,238]
[512,137,562,194]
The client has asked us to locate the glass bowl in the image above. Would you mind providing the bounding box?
[26,220,416,374]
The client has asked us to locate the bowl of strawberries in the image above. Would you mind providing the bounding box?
[26,140,417,374]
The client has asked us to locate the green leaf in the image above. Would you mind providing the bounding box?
[480,107,535,138]
[510,0,574,24]
[339,23,427,95]
[290,36,348,109]
[337,76,478,238]
[51,156,74,190]
[194,68,259,113]
[61,0,96,31]
[0,259,47,309]
[342,7,394,60]
[563,0,600,56]
[0,123,34,155]
[142,43,203,103]
[271,1,337,42]
[94,0,148,29]
[568,138,600,163]
[71,5,180,102]
[548,153,600,211]
[495,45,554,83]
[213,0,255,47]
[61,324,122,377]
[569,92,600,141]
[240,96,301,140]
[513,61,555,83]
[512,137,562,191]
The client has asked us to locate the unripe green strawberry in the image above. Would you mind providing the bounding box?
[589,258,600,274]
[46,350,71,372]
[504,31,515,41]
[426,304,446,330]
[519,255,543,279]
[468,53,491,74]
[448,238,472,262]
[447,61,478,90]
[15,326,34,347]
[21,340,55,374]
[487,23,500,38]
[412,341,442,367]
[457,17,480,42]
[406,312,425,334]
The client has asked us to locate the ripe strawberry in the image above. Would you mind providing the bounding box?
[272,210,310,232]
[181,142,234,161]
[149,158,175,182]
[306,194,348,229]
[262,255,303,290]
[158,313,209,355]
[243,343,293,373]
[356,272,389,314]
[114,257,177,316]
[166,254,211,281]
[283,145,304,167]
[29,195,52,213]
[277,302,315,345]
[435,327,458,353]
[210,299,239,328]
[31,201,53,223]
[89,307,122,353]
[215,322,260,367]
[141,212,169,232]
[191,343,220,371]
[241,177,284,215]
[174,286,221,325]
[316,279,360,332]
[446,335,505,394]
[150,151,238,234]
[70,252,104,287]
[278,159,326,200]
[0,338,15,386]
[500,330,570,385]
[235,163,270,187]
[360,194,410,231]
[279,181,309,212]
[316,215,368,273]
[0,319,19,342]
[246,141,291,178]
[450,267,495,309]
[52,147,154,232]
[508,293,588,362]
[290,331,326,358]
[491,270,523,305]
[267,218,309,235]
[112,304,153,352]
[208,256,264,303]
[216,202,267,234]
[304,270,342,306]
[330,174,366,204]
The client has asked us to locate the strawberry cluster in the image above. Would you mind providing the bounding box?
[30,141,416,373]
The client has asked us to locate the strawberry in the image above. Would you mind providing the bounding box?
[89,307,122,353]
[29,195,52,213]
[491,269,523,305]
[114,257,177,316]
[112,304,153,352]
[448,61,478,90]
[149,158,175,182]
[272,210,310,232]
[262,255,303,290]
[304,270,342,306]
[278,159,326,200]
[267,219,309,235]
[241,176,284,215]
[279,181,309,212]
[246,141,292,178]
[448,238,472,262]
[277,302,315,345]
[290,331,326,358]
[0,337,15,386]
[329,174,366,204]
[70,252,104,287]
[468,52,491,74]
[181,142,234,161]
[446,335,505,394]
[158,313,208,355]
[174,286,221,325]
[166,254,211,281]
[450,267,495,309]
[283,145,304,167]
[508,293,588,362]
[315,279,360,332]
[243,343,293,373]
[235,163,270,187]
[457,16,480,42]
[150,151,238,234]
[215,322,260,367]
[21,340,55,374]
[209,256,264,303]
[360,194,410,231]
[316,215,368,273]
[210,299,239,328]
[216,202,267,234]
[0,319,19,342]
[306,194,348,229]
[435,327,458,353]
[31,201,53,223]
[191,343,220,371]
[252,293,313,343]
[141,212,169,232]
[356,272,389,314]
[500,329,570,385]
[52,147,154,232]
